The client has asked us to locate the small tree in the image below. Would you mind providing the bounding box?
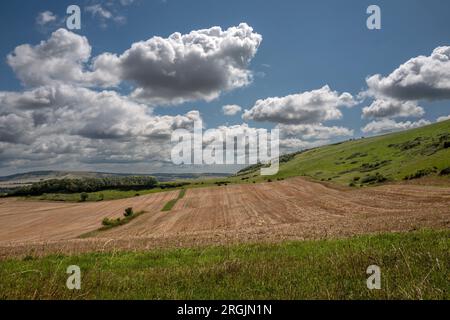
[80,192,88,202]
[124,207,133,217]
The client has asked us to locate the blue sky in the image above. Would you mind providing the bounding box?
[0,0,450,175]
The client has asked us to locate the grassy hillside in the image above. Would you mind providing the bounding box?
[238,120,450,186]
[1,229,448,300]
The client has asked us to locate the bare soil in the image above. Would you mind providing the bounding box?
[0,177,449,259]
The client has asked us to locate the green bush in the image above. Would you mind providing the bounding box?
[439,167,450,176]
[361,172,387,184]
[102,218,113,226]
[124,207,134,217]
[404,168,437,180]
[80,192,88,202]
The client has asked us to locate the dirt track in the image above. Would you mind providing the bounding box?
[0,177,449,258]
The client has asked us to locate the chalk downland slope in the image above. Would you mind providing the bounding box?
[238,119,450,186]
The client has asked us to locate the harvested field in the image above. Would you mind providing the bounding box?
[0,177,449,259]
[0,191,178,244]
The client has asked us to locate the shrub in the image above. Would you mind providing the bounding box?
[80,192,88,202]
[215,181,229,186]
[361,172,387,184]
[404,168,437,180]
[102,218,113,226]
[359,160,391,172]
[124,207,134,217]
[439,167,450,176]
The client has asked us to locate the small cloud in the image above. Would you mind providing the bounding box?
[222,104,242,116]
[86,4,113,19]
[85,4,128,27]
[36,11,57,26]
[120,0,136,5]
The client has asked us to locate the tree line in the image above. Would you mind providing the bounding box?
[7,176,160,196]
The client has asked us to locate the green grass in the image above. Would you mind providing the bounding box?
[161,189,186,212]
[0,230,448,300]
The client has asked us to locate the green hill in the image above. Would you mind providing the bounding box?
[239,120,450,186]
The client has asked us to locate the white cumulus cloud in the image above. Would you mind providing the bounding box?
[7,29,120,88]
[242,85,356,124]
[104,23,262,105]
[362,99,424,119]
[365,46,450,101]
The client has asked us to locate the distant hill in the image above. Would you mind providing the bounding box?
[239,119,450,186]
[0,170,229,189]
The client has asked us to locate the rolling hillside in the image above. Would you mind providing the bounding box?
[239,120,450,186]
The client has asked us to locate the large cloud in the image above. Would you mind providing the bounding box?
[0,85,202,170]
[7,29,119,88]
[362,99,424,119]
[93,23,262,105]
[361,119,431,134]
[1,85,201,141]
[366,46,450,101]
[242,85,356,124]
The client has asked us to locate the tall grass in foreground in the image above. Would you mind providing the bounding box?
[0,230,448,300]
